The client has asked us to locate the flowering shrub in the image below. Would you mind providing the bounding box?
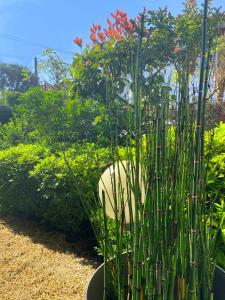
[71,6,225,108]
[74,9,137,49]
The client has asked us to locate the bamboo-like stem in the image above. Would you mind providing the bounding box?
[132,13,145,300]
[200,37,213,300]
[190,1,209,299]
[102,191,109,300]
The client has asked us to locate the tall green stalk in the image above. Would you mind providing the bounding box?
[72,1,217,299]
[190,1,209,299]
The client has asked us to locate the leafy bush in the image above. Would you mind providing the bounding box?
[16,87,67,145]
[4,91,23,107]
[30,144,111,233]
[211,200,225,269]
[206,123,225,201]
[0,143,111,235]
[206,123,225,269]
[0,117,33,150]
[3,87,110,148]
[0,144,48,216]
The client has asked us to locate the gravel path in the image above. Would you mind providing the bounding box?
[0,217,98,300]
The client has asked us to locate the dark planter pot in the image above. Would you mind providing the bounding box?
[212,265,225,300]
[84,256,225,300]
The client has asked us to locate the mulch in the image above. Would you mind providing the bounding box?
[0,216,99,300]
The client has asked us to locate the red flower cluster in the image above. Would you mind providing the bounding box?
[111,9,136,35]
[90,23,102,43]
[73,36,82,47]
[104,22,122,40]
[88,9,136,45]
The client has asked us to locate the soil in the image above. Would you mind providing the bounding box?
[0,216,100,300]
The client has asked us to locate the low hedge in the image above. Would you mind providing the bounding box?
[0,143,111,235]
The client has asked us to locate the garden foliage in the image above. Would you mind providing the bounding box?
[0,2,224,275]
[0,87,109,149]
[0,143,111,234]
[206,123,225,268]
[0,123,224,268]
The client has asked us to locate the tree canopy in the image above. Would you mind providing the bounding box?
[0,63,38,92]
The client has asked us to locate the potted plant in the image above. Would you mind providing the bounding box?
[84,260,225,300]
[71,1,225,299]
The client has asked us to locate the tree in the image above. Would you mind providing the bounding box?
[0,63,37,92]
[38,48,70,86]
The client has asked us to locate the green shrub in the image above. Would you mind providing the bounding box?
[206,122,225,269]
[5,91,23,107]
[0,143,111,235]
[30,144,111,233]
[13,87,109,148]
[0,144,48,216]
[206,123,225,203]
[211,200,225,269]
[0,117,33,150]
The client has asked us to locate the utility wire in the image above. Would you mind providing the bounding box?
[0,32,74,55]
[0,52,72,66]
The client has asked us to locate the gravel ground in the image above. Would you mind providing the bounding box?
[0,217,99,300]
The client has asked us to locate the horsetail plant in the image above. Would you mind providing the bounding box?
[68,1,219,299]
[96,1,217,299]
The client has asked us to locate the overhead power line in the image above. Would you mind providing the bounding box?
[0,32,74,55]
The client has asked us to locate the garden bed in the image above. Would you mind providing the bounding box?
[0,216,98,300]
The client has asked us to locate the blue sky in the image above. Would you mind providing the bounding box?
[0,0,224,72]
